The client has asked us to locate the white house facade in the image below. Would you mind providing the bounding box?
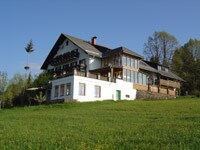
[51,75,136,102]
[41,33,183,102]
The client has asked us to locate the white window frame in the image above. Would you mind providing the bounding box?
[60,84,65,96]
[66,83,71,96]
[94,85,101,98]
[79,83,86,96]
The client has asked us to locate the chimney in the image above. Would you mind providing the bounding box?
[91,36,97,45]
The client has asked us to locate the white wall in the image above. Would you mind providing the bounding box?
[51,75,136,102]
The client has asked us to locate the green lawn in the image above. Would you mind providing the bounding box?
[0,97,200,150]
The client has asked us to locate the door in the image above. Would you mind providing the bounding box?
[116,90,121,100]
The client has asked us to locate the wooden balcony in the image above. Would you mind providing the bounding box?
[159,79,180,88]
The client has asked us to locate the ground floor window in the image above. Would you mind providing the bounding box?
[79,83,86,96]
[66,83,71,96]
[60,84,65,96]
[94,85,101,98]
[54,85,59,97]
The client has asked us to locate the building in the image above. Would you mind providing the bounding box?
[41,33,183,102]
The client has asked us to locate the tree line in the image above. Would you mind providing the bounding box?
[144,31,200,96]
[0,71,52,109]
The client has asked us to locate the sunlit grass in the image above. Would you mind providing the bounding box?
[0,97,200,149]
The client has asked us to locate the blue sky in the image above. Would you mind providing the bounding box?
[0,0,200,79]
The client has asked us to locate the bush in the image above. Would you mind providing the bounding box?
[192,90,200,97]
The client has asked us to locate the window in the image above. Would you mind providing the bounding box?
[65,41,68,46]
[123,55,127,66]
[131,71,134,83]
[60,84,65,96]
[127,70,131,82]
[143,74,147,85]
[139,73,143,85]
[134,59,139,69]
[79,59,86,65]
[127,56,131,67]
[63,64,69,70]
[54,85,59,97]
[79,83,86,96]
[123,69,127,81]
[104,58,108,66]
[134,72,138,84]
[119,56,122,66]
[115,55,120,66]
[66,83,71,96]
[137,73,147,85]
[131,58,135,68]
[55,66,62,73]
[94,85,101,98]
[71,62,77,68]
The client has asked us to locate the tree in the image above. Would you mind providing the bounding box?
[0,72,8,109]
[26,72,33,88]
[32,71,53,88]
[144,31,179,67]
[7,73,27,106]
[34,91,46,105]
[172,39,200,96]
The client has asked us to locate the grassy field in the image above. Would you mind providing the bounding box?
[0,97,200,150]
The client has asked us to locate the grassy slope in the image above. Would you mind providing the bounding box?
[0,98,200,150]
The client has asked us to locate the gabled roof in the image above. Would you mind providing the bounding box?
[41,33,143,70]
[41,33,102,69]
[103,46,143,58]
[63,33,102,57]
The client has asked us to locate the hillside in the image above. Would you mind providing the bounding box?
[0,98,200,149]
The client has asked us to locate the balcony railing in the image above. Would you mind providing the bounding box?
[159,79,180,88]
[52,68,109,82]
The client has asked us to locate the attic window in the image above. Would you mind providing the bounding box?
[66,41,68,46]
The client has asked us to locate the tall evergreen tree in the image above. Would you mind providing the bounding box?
[24,40,34,71]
